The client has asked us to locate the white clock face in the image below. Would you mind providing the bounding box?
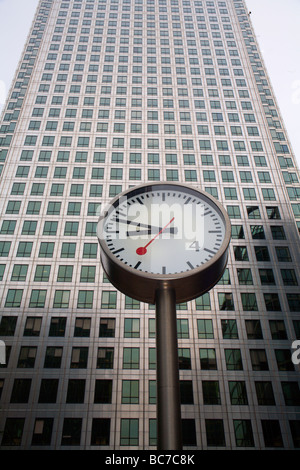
[100,184,226,275]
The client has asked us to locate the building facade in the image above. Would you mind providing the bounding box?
[0,0,300,450]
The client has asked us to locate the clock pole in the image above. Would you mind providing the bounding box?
[155,286,182,450]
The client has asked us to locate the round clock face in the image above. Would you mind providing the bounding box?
[98,183,228,276]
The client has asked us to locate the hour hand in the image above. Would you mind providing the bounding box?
[113,217,177,235]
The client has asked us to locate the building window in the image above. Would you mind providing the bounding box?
[178,348,191,369]
[10,378,32,403]
[5,289,23,308]
[218,292,235,310]
[74,318,91,337]
[250,349,269,371]
[24,317,42,337]
[94,380,112,404]
[205,419,226,447]
[202,380,221,405]
[180,381,194,405]
[124,319,140,338]
[32,418,54,446]
[97,348,114,369]
[53,290,70,308]
[29,290,47,308]
[177,319,189,338]
[221,319,238,339]
[70,347,88,369]
[57,265,73,283]
[99,319,115,338]
[264,293,281,312]
[255,381,275,406]
[77,290,94,309]
[123,348,140,369]
[2,418,25,446]
[275,349,294,371]
[200,349,217,370]
[233,420,254,447]
[12,264,28,282]
[269,320,287,340]
[44,347,63,368]
[281,382,300,406]
[80,266,95,283]
[122,380,139,404]
[261,420,284,448]
[245,320,263,340]
[225,349,243,370]
[229,381,248,405]
[287,294,300,312]
[101,291,117,309]
[91,419,110,446]
[48,317,66,338]
[125,296,140,310]
[33,265,50,283]
[197,319,214,339]
[241,293,258,311]
[66,379,86,403]
[61,418,82,446]
[195,293,211,310]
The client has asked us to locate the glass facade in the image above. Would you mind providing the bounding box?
[0,0,299,449]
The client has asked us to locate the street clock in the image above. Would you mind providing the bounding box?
[97,182,231,304]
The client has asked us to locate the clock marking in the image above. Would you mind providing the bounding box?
[204,247,217,255]
[112,248,125,255]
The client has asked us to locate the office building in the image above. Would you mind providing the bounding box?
[0,0,300,449]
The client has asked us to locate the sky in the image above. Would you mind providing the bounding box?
[0,0,299,167]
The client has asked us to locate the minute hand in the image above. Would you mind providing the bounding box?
[136,217,175,256]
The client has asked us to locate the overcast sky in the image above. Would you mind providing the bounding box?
[0,0,299,167]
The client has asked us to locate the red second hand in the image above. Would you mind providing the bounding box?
[136,217,175,256]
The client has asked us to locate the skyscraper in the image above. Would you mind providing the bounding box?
[0,0,299,450]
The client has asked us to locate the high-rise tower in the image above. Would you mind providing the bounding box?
[0,0,299,450]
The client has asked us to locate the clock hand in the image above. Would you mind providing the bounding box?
[136,217,175,256]
[113,217,155,230]
[127,228,177,237]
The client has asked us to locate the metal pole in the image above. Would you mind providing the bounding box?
[155,286,182,450]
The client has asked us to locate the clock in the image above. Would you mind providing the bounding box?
[97,182,231,450]
[97,182,231,304]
